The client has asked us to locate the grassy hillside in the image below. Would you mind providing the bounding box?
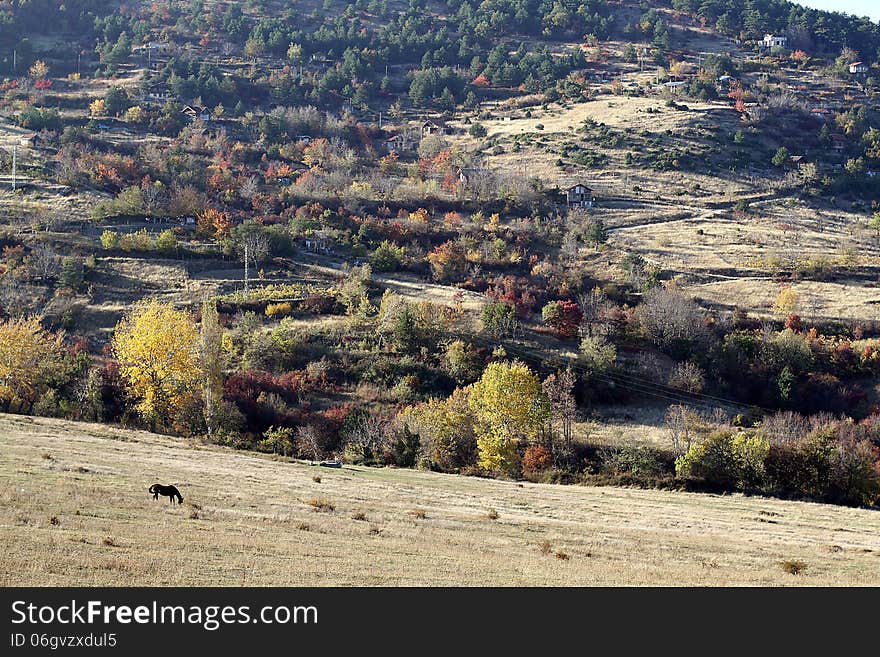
[1,413,878,586]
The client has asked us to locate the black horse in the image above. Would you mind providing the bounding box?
[149,483,183,504]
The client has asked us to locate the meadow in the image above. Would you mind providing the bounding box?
[2,413,878,586]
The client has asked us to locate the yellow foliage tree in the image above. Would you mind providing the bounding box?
[29,59,49,79]
[112,300,201,426]
[124,105,144,123]
[89,98,107,117]
[773,287,800,316]
[0,317,65,408]
[467,360,549,475]
[400,387,476,471]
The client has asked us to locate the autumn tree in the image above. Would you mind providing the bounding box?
[200,298,224,436]
[89,99,107,117]
[774,287,800,316]
[541,300,583,337]
[639,287,709,357]
[468,360,549,475]
[112,300,201,428]
[427,240,467,282]
[197,208,232,238]
[400,387,477,471]
[0,317,65,411]
[29,59,48,80]
[336,263,373,315]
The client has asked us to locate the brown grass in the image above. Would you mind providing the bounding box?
[2,413,880,586]
[780,560,808,575]
[306,498,335,513]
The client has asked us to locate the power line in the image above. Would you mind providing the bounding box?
[450,326,760,412]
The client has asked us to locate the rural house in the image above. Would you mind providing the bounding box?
[181,105,210,121]
[385,134,413,153]
[566,183,594,209]
[763,34,787,49]
[421,120,450,137]
[849,62,869,74]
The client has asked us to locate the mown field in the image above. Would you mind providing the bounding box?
[1,413,879,586]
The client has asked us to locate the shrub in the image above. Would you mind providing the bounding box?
[306,498,335,512]
[369,240,405,272]
[259,426,296,456]
[675,430,770,491]
[541,300,583,338]
[675,431,739,489]
[601,445,667,478]
[265,302,293,319]
[732,432,771,490]
[468,123,487,138]
[155,229,178,252]
[522,444,553,474]
[780,559,807,575]
[100,230,119,250]
[827,438,880,506]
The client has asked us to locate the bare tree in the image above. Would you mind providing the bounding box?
[27,246,60,282]
[543,368,577,449]
[296,424,324,461]
[639,287,709,351]
[238,175,261,200]
[342,410,388,464]
[232,223,270,295]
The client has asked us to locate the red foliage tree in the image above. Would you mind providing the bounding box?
[522,444,553,474]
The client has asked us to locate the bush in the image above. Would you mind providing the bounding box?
[369,240,405,272]
[468,123,487,138]
[675,430,770,491]
[265,302,293,319]
[522,444,553,474]
[155,229,178,253]
[601,445,667,478]
[100,230,119,250]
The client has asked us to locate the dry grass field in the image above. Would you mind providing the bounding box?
[2,413,879,586]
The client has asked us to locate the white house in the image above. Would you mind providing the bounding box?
[849,62,869,74]
[763,34,787,49]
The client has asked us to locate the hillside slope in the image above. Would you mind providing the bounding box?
[1,413,878,586]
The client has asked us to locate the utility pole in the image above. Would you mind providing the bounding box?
[11,145,16,191]
[12,49,16,73]
[243,240,249,297]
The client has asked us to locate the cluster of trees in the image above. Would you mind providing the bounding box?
[667,0,880,58]
[672,410,880,507]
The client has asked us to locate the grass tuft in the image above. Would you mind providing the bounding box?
[307,497,334,513]
[780,559,807,575]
